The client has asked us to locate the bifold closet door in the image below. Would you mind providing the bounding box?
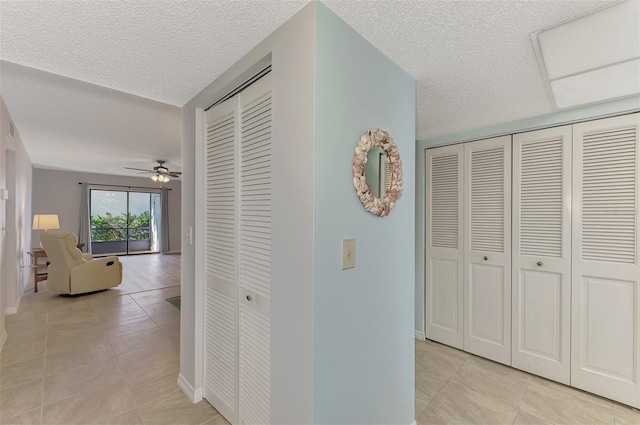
[572,113,640,407]
[512,126,571,384]
[204,96,240,423]
[203,72,272,425]
[463,136,511,365]
[426,144,464,349]
[238,74,272,425]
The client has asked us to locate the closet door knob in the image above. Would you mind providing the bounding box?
[483,256,488,261]
[246,295,252,301]
[537,261,543,267]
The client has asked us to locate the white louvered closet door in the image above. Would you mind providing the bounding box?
[204,96,240,423]
[426,144,464,349]
[572,113,640,407]
[238,73,271,425]
[463,136,511,365]
[512,126,572,384]
[203,72,272,425]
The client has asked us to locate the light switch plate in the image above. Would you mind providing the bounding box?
[187,226,193,246]
[341,238,356,269]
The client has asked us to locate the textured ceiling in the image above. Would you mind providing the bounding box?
[0,0,307,106]
[0,0,620,176]
[323,0,617,139]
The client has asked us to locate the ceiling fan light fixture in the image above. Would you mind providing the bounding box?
[126,160,179,182]
[152,173,170,183]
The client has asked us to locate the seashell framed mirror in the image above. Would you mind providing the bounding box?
[352,128,403,217]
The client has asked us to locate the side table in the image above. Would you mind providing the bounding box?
[30,248,48,293]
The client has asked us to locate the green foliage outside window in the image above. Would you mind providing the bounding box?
[90,211,150,242]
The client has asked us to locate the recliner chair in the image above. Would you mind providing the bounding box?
[39,230,123,294]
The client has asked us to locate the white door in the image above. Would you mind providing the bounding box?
[512,126,572,384]
[238,74,271,425]
[203,73,272,425]
[463,136,512,365]
[204,95,240,423]
[425,144,464,349]
[571,113,640,407]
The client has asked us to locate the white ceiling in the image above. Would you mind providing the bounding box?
[0,0,621,177]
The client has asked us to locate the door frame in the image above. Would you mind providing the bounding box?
[193,55,273,407]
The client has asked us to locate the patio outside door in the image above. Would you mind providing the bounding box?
[90,189,162,255]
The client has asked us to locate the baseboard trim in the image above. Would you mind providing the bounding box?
[4,294,21,315]
[0,329,7,353]
[415,330,426,341]
[163,251,181,255]
[178,373,203,403]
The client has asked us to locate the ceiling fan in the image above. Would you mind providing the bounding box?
[125,160,181,183]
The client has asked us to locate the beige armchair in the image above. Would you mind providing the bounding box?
[39,231,122,294]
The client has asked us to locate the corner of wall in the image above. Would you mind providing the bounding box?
[4,295,21,315]
[179,4,318,424]
[177,373,203,404]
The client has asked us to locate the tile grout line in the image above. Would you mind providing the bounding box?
[512,374,532,425]
[424,342,472,407]
[39,306,49,424]
[105,292,176,424]
[611,402,618,425]
[97,294,147,425]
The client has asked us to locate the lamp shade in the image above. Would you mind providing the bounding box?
[33,214,60,231]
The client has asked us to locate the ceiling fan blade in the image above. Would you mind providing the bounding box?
[124,167,153,172]
[168,172,181,177]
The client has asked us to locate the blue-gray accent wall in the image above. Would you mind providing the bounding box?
[314,3,416,424]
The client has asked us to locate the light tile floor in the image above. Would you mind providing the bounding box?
[415,339,640,425]
[4,250,640,424]
[0,285,227,425]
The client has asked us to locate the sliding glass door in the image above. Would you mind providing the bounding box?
[90,189,162,255]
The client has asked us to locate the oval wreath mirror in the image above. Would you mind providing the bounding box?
[352,128,403,217]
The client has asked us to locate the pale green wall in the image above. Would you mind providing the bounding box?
[314,3,416,424]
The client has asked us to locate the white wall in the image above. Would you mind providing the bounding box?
[1,96,33,348]
[0,99,6,348]
[181,4,316,422]
[4,149,19,312]
[313,3,415,423]
[31,168,181,255]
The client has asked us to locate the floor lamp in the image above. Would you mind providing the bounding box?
[33,214,60,247]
